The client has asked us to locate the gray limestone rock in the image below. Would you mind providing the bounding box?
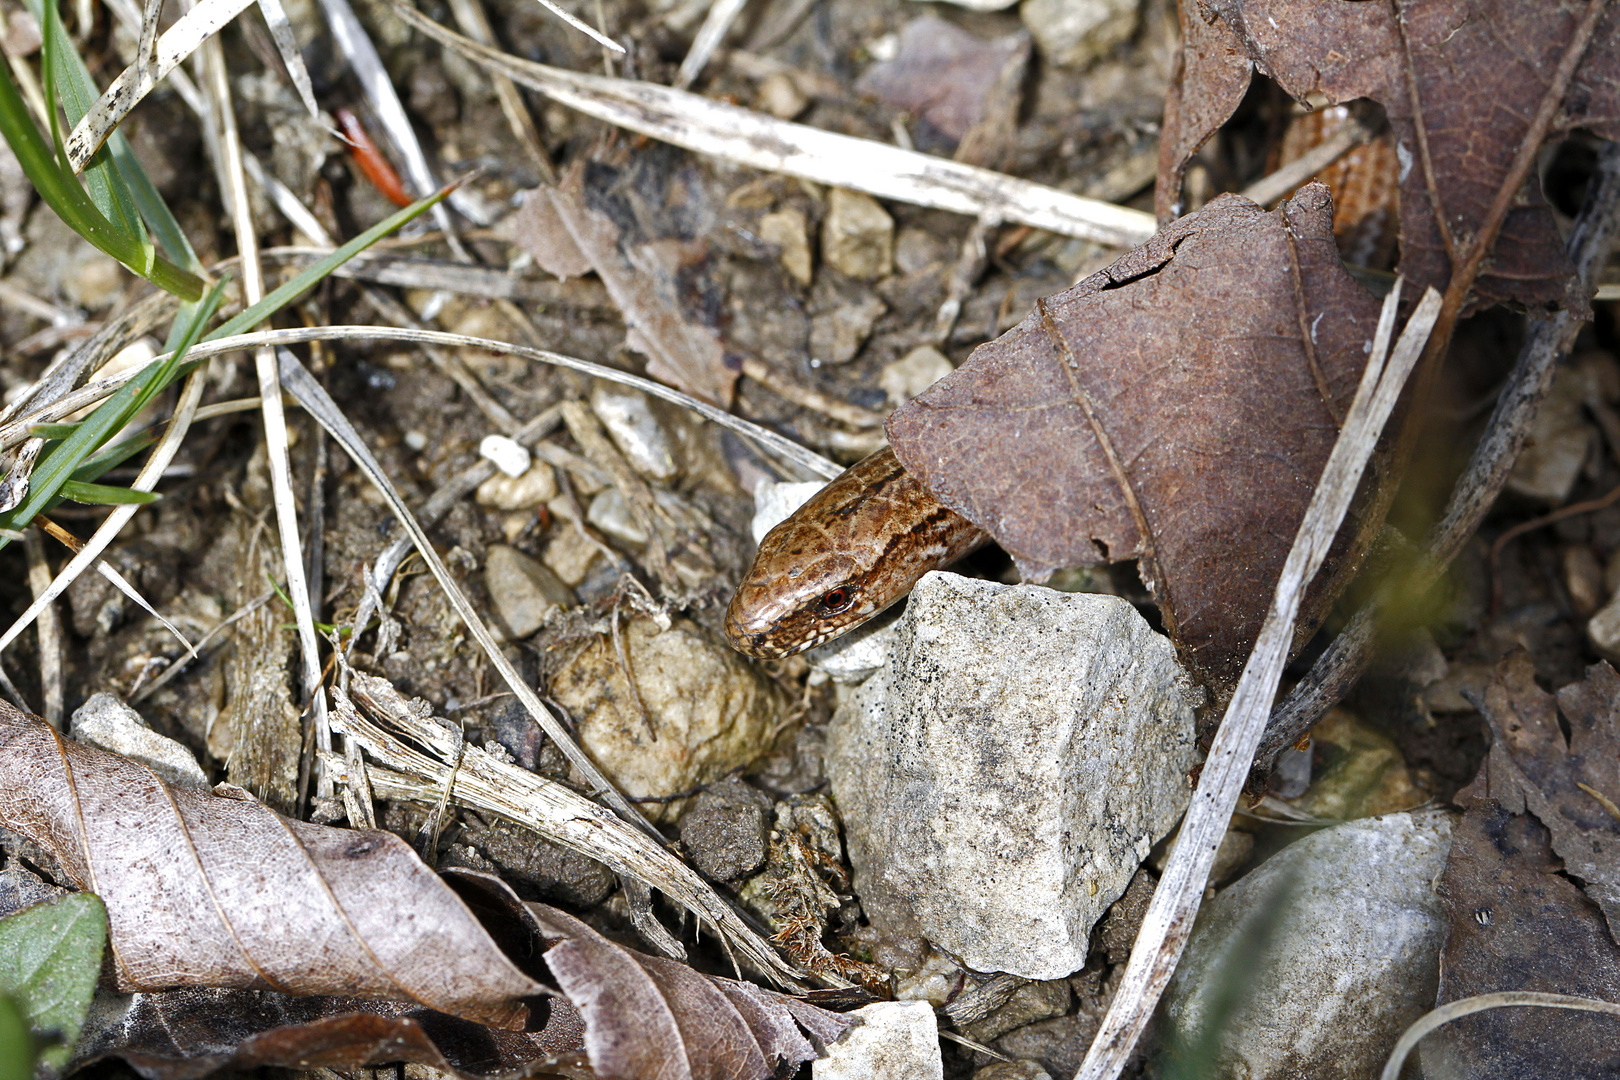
[1159,809,1456,1080]
[827,572,1198,979]
[814,1000,942,1080]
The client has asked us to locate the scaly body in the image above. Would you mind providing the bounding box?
[725,446,988,658]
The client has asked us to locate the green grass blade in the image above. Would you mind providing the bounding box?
[71,430,158,481]
[24,423,78,440]
[207,182,456,341]
[0,33,199,297]
[0,280,223,537]
[56,479,159,504]
[38,0,149,261]
[107,132,197,270]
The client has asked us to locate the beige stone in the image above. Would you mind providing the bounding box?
[484,544,575,638]
[475,463,558,510]
[759,207,814,286]
[1021,0,1139,68]
[881,345,955,406]
[823,188,894,280]
[755,72,808,119]
[549,617,789,822]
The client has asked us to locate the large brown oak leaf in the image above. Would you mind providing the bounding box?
[887,184,1384,689]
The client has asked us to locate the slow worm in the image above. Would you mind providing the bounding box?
[724,446,987,657]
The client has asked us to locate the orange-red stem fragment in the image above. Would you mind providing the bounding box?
[336,107,413,208]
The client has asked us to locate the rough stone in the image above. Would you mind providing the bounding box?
[755,72,809,120]
[1590,590,1620,666]
[1020,0,1139,68]
[810,294,887,365]
[759,207,814,285]
[457,816,614,906]
[484,544,575,639]
[679,778,772,882]
[827,572,1198,979]
[590,386,677,481]
[550,617,790,822]
[881,345,954,407]
[822,188,894,280]
[475,462,557,510]
[1160,810,1456,1080]
[972,1063,1053,1080]
[997,1014,1097,1079]
[1506,360,1599,504]
[70,694,208,789]
[815,1000,942,1080]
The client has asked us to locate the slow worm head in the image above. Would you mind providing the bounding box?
[725,446,988,658]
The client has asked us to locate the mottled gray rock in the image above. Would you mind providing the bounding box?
[679,778,772,882]
[70,694,207,789]
[590,386,677,481]
[484,544,575,639]
[815,1000,941,1080]
[1021,0,1138,68]
[1160,810,1456,1080]
[828,572,1198,979]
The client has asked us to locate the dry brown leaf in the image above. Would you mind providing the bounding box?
[1160,0,1620,313]
[0,700,544,1027]
[526,903,852,1080]
[505,164,736,405]
[855,17,1031,143]
[70,987,590,1080]
[1429,798,1620,1076]
[887,183,1383,689]
[1460,653,1620,943]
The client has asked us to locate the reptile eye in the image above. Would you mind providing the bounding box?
[819,587,852,615]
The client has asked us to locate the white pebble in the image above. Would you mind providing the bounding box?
[479,435,531,477]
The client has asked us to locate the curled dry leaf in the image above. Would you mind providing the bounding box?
[887,184,1384,689]
[519,900,854,1080]
[506,164,736,406]
[1430,798,1620,1075]
[1460,652,1620,943]
[0,700,544,1027]
[1160,0,1620,313]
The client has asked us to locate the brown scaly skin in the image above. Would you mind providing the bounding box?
[725,446,989,658]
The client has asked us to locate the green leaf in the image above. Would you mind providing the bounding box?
[56,480,159,505]
[0,893,107,1077]
[0,993,38,1080]
[24,424,77,441]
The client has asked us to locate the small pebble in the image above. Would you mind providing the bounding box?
[810,294,887,365]
[814,1001,942,1080]
[590,386,677,481]
[1161,811,1455,1080]
[759,207,814,286]
[881,345,955,407]
[752,479,826,543]
[587,488,647,547]
[1020,0,1139,68]
[678,778,772,882]
[755,72,809,119]
[549,617,789,822]
[973,1063,1052,1080]
[71,694,208,790]
[542,532,601,588]
[479,434,531,478]
[1506,363,1598,504]
[1563,545,1606,617]
[829,572,1198,979]
[403,430,428,452]
[483,544,575,638]
[476,462,557,510]
[822,188,894,280]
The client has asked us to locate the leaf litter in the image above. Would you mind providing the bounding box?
[1,0,1619,1078]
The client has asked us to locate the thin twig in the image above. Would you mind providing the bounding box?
[1489,481,1620,616]
[1259,137,1620,771]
